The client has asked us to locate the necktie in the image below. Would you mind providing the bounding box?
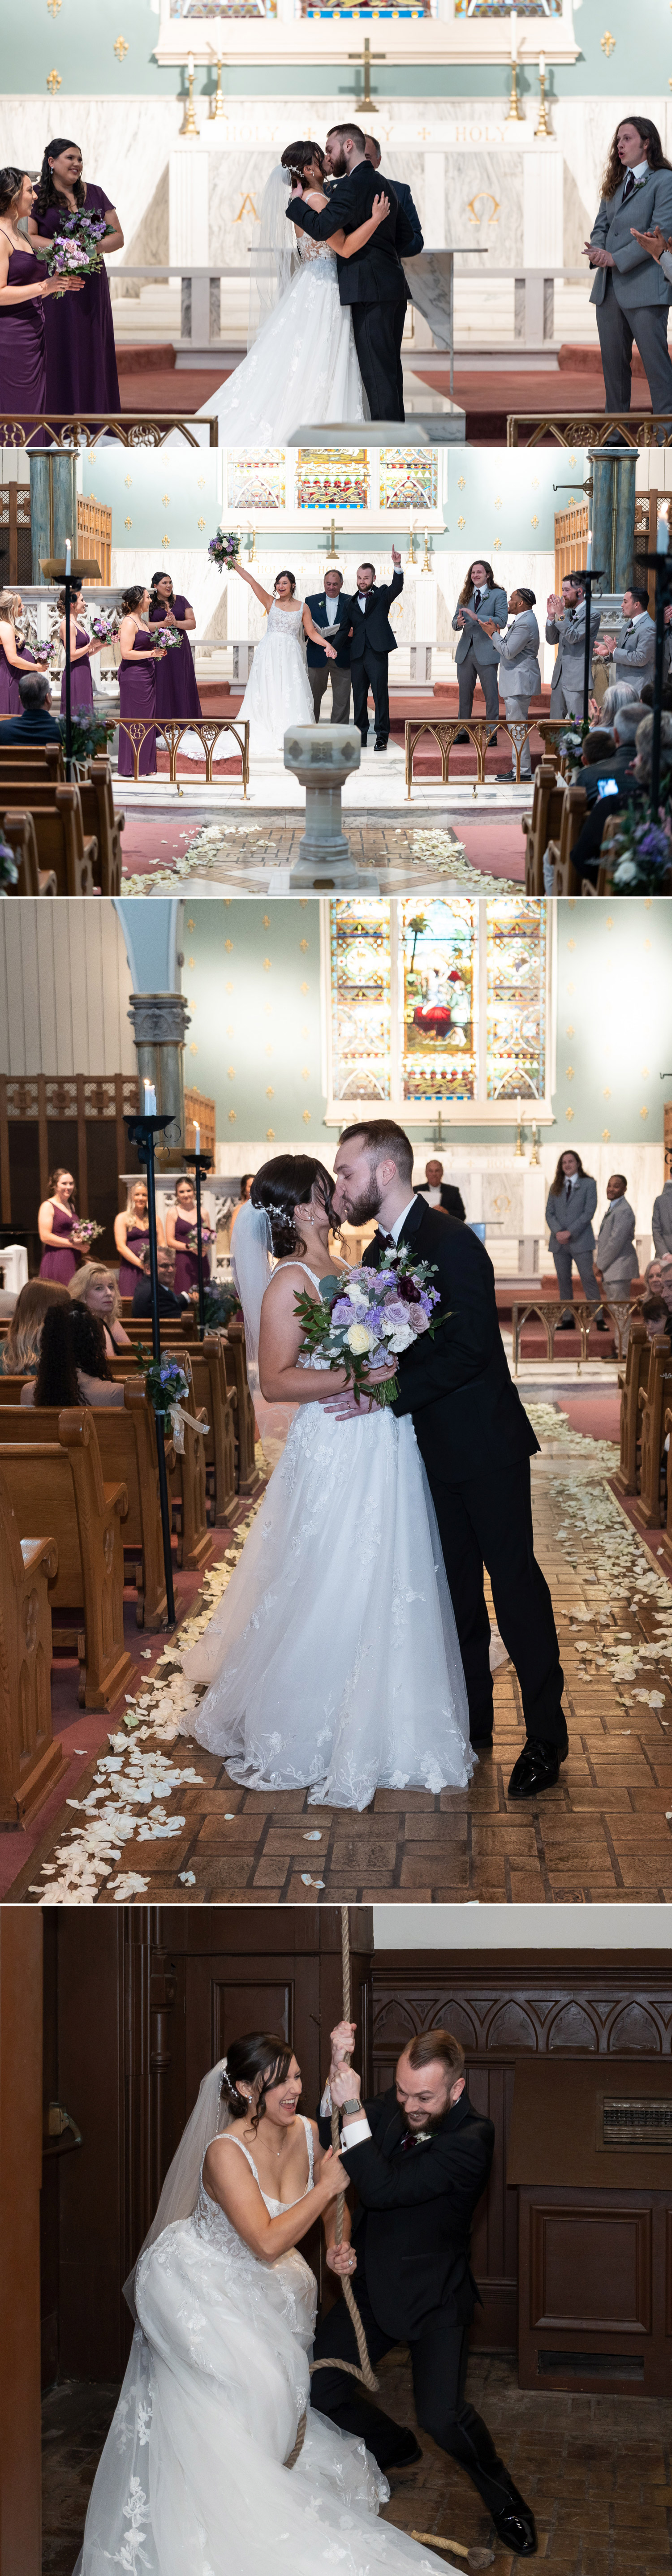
[622,170,635,202]
[473,591,481,611]
[565,1182,572,1202]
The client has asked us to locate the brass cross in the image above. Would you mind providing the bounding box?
[347,36,386,114]
[319,518,345,558]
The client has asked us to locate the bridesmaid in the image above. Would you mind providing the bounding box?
[117,587,165,779]
[0,167,83,441]
[38,1169,87,1284]
[113,1180,164,1297]
[58,582,97,718]
[166,1174,213,1296]
[148,573,203,725]
[29,138,123,416]
[0,591,37,716]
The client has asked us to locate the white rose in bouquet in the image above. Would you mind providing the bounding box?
[346,1321,376,1355]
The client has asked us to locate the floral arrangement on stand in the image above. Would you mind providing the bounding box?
[293,1244,445,1410]
[59,709,116,770]
[202,1278,242,1331]
[208,530,240,572]
[0,836,19,894]
[610,801,672,894]
[141,1355,191,1418]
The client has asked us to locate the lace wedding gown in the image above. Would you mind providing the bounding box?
[239,597,317,758]
[180,1262,473,1809]
[198,233,367,439]
[75,2118,449,2576]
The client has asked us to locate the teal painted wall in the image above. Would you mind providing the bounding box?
[91,445,578,557]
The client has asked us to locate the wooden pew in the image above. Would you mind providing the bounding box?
[0,780,95,895]
[0,1406,134,1709]
[120,1310,198,1341]
[0,741,64,786]
[106,1351,212,1572]
[523,759,564,896]
[615,1319,651,1496]
[664,1403,672,1576]
[0,1463,65,1825]
[189,1337,236,1526]
[634,1333,672,1530]
[0,809,57,897]
[0,756,122,896]
[546,782,589,895]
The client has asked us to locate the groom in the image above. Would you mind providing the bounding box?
[311,2019,537,2555]
[286,120,416,420]
[330,1119,568,1797]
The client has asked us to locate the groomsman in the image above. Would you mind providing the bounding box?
[593,1175,638,1329]
[487,586,540,780]
[303,566,353,724]
[452,559,508,739]
[364,134,424,254]
[348,546,403,750]
[585,115,672,416]
[594,585,656,689]
[545,576,601,722]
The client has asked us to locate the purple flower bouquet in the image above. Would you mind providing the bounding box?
[294,1245,446,1408]
[208,531,240,572]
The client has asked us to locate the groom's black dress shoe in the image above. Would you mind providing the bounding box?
[470,1729,494,1750]
[507,1732,569,1799]
[387,2433,423,2468]
[491,2490,538,2556]
[374,737,388,751]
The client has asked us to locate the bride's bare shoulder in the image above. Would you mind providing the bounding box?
[302,189,327,209]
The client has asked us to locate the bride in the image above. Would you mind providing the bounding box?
[75,2030,452,2576]
[179,1155,473,1809]
[199,142,389,437]
[232,561,336,757]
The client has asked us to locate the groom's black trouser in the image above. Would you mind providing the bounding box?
[310,2273,513,2514]
[420,1452,565,1746]
[351,645,391,745]
[350,293,407,421]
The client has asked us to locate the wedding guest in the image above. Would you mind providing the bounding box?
[417,1157,465,1221]
[132,1242,195,1320]
[114,1179,164,1296]
[69,1261,133,1357]
[117,587,165,779]
[546,1150,600,1326]
[636,1257,672,1336]
[22,1300,125,1408]
[0,591,37,716]
[148,573,203,726]
[594,586,656,687]
[0,167,83,440]
[652,1172,672,1258]
[165,1173,213,1296]
[38,1168,87,1283]
[600,678,643,723]
[58,583,96,717]
[0,1277,68,1378]
[363,134,423,254]
[0,669,61,746]
[545,576,601,722]
[303,567,353,724]
[594,1174,638,1344]
[29,138,122,415]
[569,700,646,882]
[584,116,672,419]
[488,586,540,781]
[452,560,507,743]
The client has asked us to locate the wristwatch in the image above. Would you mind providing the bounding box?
[340,2098,362,2118]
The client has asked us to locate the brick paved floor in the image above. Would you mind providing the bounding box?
[14,1440,672,1909]
[121,816,523,892]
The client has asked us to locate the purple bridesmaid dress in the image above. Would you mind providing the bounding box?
[148,597,203,721]
[173,1209,211,1295]
[39,186,120,413]
[39,1201,82,1284]
[0,245,47,442]
[60,623,95,716]
[118,629,157,777]
[0,637,36,716]
[117,1220,150,1299]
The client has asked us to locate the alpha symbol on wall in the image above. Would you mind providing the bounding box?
[467,193,500,228]
[234,195,258,224]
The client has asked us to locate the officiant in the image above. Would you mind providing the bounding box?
[304,566,353,724]
[311,2023,537,2558]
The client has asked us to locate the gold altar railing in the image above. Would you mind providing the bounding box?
[405,716,575,795]
[507,411,672,450]
[511,1296,635,1373]
[0,415,218,449]
[118,716,249,792]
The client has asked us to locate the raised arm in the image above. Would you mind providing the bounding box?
[202,2133,349,2264]
[229,560,274,613]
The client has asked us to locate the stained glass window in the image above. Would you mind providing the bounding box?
[296,451,369,510]
[379,450,438,512]
[455,1,560,15]
[327,898,548,1114]
[227,453,285,509]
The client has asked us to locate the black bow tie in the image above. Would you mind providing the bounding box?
[376,1229,395,1249]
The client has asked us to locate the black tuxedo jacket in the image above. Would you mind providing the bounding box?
[289,163,414,308]
[304,591,354,671]
[367,1195,537,1487]
[317,2085,494,2337]
[417,1181,466,1222]
[348,570,403,660]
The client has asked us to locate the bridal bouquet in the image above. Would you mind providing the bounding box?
[47,210,108,291]
[208,530,240,572]
[294,1245,445,1409]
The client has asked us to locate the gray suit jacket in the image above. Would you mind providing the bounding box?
[546,1174,598,1256]
[652,1183,672,1258]
[612,610,656,679]
[590,166,672,311]
[495,609,541,700]
[595,1196,638,1286]
[452,584,508,670]
[545,600,601,692]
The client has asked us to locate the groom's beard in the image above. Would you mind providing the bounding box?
[339,1177,384,1227]
[328,147,348,178]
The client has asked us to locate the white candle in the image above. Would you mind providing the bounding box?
[194,1121,201,1155]
[586,526,592,570]
[538,51,545,78]
[144,1079,157,1115]
[657,501,670,556]
[65,537,71,576]
[510,11,518,63]
[187,52,194,78]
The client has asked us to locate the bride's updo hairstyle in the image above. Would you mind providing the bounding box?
[220,2032,294,2132]
[280,140,326,188]
[251,1153,335,1259]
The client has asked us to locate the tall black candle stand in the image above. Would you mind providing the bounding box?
[126,1110,176,1628]
[184,1148,213,1339]
[633,545,672,813]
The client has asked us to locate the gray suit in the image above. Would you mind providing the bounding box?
[452,583,508,727]
[595,1195,638,1288]
[612,609,656,685]
[546,599,602,722]
[652,1182,672,1258]
[590,165,672,414]
[495,609,541,779]
[546,1172,599,1312]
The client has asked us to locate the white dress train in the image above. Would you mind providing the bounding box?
[180,1263,473,1810]
[198,235,367,439]
[75,2118,452,2576]
[239,597,317,758]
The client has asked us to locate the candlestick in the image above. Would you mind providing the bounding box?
[657,501,670,556]
[534,51,551,139]
[586,526,593,570]
[505,15,524,128]
[209,55,226,120]
[181,53,199,137]
[194,1120,201,1155]
[143,1078,157,1115]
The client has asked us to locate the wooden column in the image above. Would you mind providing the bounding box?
[36,1076,49,1202]
[0,1079,11,1227]
[76,1074,88,1221]
[0,1915,43,2576]
[115,1072,129,1207]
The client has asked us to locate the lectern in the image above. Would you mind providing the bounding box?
[508,2060,672,2396]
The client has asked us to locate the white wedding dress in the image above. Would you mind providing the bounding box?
[198,232,367,439]
[239,597,317,758]
[75,2118,450,2576]
[180,1260,473,1809]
